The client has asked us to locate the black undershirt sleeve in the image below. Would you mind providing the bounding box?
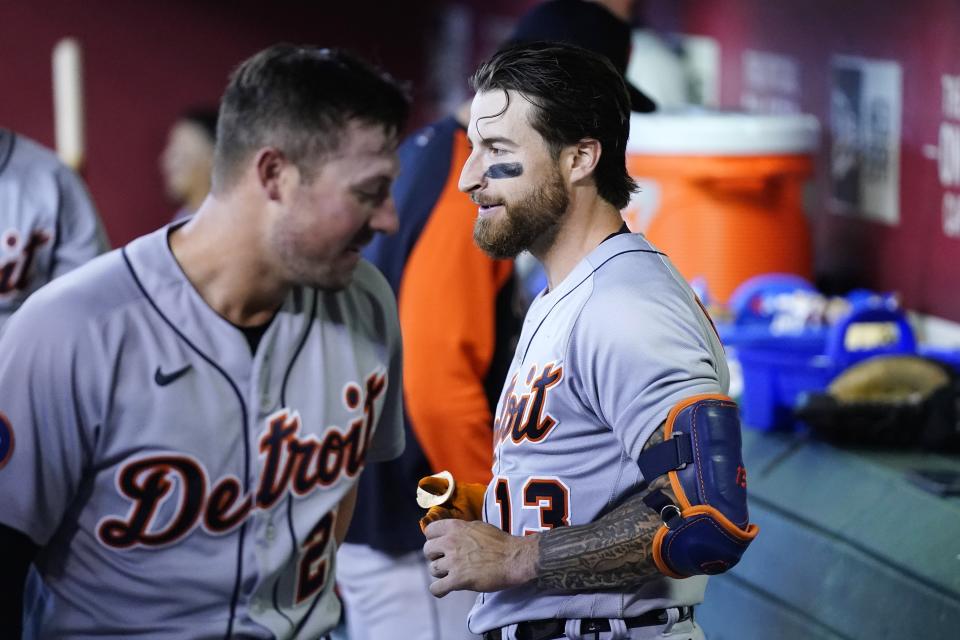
[0,523,38,638]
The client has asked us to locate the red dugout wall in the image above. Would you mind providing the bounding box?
[646,0,960,322]
[0,0,441,246]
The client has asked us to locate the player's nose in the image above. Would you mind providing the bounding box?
[458,151,484,195]
[370,196,399,236]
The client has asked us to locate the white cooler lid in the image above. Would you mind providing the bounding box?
[627,110,821,156]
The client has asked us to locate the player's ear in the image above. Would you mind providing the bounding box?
[567,138,601,185]
[254,147,289,202]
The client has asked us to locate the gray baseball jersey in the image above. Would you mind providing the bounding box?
[468,232,729,633]
[0,225,404,638]
[0,128,108,327]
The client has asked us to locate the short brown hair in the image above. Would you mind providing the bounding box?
[213,44,409,191]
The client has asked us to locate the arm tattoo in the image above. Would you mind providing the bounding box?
[534,423,676,591]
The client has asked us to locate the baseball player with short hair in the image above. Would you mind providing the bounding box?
[0,44,409,638]
[420,42,758,639]
[0,128,109,329]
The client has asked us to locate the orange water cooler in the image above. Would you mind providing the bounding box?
[622,112,820,304]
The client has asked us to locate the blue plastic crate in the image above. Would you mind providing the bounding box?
[715,273,817,347]
[735,301,916,431]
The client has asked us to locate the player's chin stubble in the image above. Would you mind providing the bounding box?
[473,168,569,260]
[273,233,353,293]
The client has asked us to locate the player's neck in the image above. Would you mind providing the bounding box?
[169,196,288,327]
[185,181,210,213]
[534,192,624,291]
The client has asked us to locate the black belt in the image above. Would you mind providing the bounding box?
[482,606,693,640]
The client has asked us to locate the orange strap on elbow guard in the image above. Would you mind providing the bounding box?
[416,471,486,533]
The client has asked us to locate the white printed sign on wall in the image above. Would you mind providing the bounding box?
[926,74,960,239]
[741,49,802,114]
[829,55,902,225]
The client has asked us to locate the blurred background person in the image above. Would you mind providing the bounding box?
[337,2,657,639]
[159,107,217,222]
[0,127,108,329]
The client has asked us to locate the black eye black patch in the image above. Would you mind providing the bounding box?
[484,163,523,179]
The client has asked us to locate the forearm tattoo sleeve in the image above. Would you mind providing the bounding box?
[534,423,673,591]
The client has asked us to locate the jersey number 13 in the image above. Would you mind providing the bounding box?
[493,476,570,536]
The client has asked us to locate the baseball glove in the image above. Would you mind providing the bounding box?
[416,471,486,533]
[795,355,960,450]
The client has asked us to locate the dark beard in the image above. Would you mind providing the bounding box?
[473,168,569,259]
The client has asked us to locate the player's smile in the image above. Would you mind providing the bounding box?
[340,227,375,268]
[346,226,375,253]
[477,204,504,218]
[473,196,505,218]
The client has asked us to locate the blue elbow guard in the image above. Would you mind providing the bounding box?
[638,394,759,579]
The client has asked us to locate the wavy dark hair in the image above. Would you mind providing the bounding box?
[213,44,410,191]
[471,41,637,209]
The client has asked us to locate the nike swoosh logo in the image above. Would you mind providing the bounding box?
[154,364,192,386]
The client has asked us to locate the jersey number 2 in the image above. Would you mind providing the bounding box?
[494,477,570,535]
[295,512,334,604]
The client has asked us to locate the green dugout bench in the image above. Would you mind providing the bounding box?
[696,429,960,639]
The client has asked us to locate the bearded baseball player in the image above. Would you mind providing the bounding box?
[0,128,108,329]
[340,4,658,639]
[420,43,759,640]
[0,45,408,638]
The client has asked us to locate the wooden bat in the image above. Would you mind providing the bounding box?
[52,37,85,172]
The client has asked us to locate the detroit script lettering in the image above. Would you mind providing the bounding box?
[96,370,386,549]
